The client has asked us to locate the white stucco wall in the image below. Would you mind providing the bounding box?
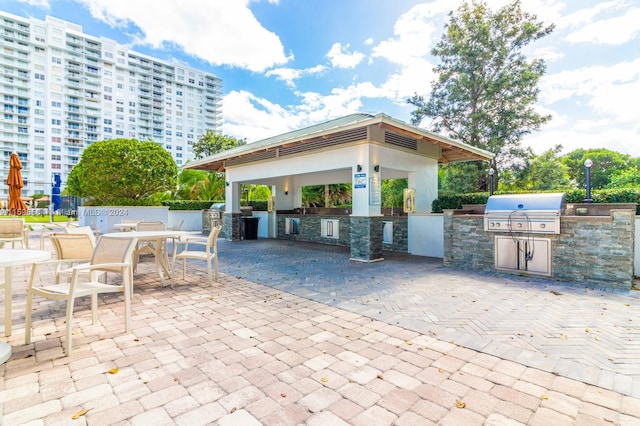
[408,213,444,258]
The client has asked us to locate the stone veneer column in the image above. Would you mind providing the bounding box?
[223,212,242,241]
[350,216,384,262]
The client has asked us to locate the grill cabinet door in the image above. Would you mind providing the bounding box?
[495,236,551,276]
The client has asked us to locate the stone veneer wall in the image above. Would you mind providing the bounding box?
[222,212,242,241]
[276,215,409,254]
[277,215,350,246]
[381,217,409,253]
[443,209,635,290]
[350,216,384,261]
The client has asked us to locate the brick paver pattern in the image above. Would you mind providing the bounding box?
[0,235,639,425]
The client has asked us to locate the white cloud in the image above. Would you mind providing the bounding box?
[77,0,289,72]
[564,6,640,45]
[326,43,365,69]
[16,0,50,7]
[265,65,327,87]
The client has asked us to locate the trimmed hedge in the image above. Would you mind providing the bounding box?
[432,188,640,214]
[162,200,223,210]
[161,200,269,211]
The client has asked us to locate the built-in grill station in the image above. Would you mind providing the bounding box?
[484,193,565,277]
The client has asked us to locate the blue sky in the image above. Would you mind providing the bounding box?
[3,0,639,158]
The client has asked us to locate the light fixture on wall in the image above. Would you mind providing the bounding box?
[357,164,362,172]
[284,190,288,196]
[225,181,229,186]
[374,165,380,172]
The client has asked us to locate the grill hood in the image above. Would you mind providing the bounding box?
[485,193,565,213]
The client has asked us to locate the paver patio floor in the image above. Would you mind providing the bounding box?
[0,235,638,425]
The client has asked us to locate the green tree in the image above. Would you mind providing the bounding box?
[174,169,225,201]
[607,167,640,189]
[67,138,177,205]
[562,148,633,189]
[438,161,489,194]
[302,184,352,207]
[382,178,408,209]
[408,0,554,190]
[192,130,246,159]
[522,145,571,190]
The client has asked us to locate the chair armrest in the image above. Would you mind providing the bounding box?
[72,262,131,273]
[34,258,90,267]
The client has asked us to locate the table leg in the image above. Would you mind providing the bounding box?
[155,238,173,287]
[4,266,11,337]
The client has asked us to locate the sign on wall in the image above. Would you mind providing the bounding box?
[354,173,366,188]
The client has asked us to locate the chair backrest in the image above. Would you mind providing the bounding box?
[136,221,165,231]
[170,220,184,231]
[51,234,94,261]
[91,236,139,273]
[63,226,97,247]
[207,225,222,251]
[0,218,25,237]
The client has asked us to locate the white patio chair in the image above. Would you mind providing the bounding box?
[63,226,97,247]
[0,218,28,249]
[25,234,138,355]
[50,233,95,285]
[133,221,166,271]
[168,219,184,231]
[173,225,222,286]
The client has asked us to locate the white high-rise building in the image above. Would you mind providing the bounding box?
[0,11,222,201]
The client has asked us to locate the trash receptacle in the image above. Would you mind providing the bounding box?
[242,217,260,240]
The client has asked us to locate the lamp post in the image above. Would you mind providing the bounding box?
[488,168,495,196]
[584,159,593,203]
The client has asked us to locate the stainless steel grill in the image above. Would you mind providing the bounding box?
[484,193,565,235]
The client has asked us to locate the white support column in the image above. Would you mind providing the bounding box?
[225,181,241,213]
[408,161,438,214]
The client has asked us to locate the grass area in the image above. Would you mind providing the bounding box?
[0,215,76,223]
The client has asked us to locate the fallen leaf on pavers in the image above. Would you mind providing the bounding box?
[322,350,327,354]
[585,328,590,333]
[280,392,287,398]
[230,407,237,413]
[541,394,549,400]
[133,338,139,342]
[209,296,214,300]
[608,357,615,362]
[438,369,444,373]
[550,291,562,296]
[108,368,119,374]
[405,340,412,345]
[456,400,466,408]
[377,374,384,380]
[174,377,179,382]
[625,303,631,307]
[321,377,328,383]
[594,336,601,341]
[560,333,568,341]
[71,408,91,419]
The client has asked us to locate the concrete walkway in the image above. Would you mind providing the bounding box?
[0,235,638,424]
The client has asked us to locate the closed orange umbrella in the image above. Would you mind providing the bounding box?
[6,152,28,216]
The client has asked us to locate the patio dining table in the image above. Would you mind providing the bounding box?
[101,230,187,287]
